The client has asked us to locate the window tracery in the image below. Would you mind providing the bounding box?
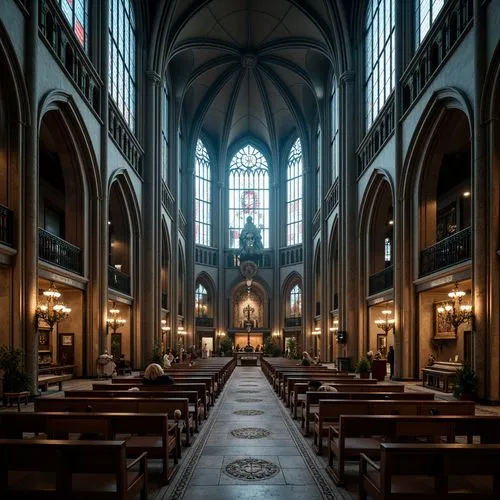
[195,139,212,246]
[286,138,303,246]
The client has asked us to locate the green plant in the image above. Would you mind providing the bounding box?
[453,363,478,400]
[286,337,299,359]
[263,336,273,356]
[219,335,233,355]
[355,356,371,374]
[0,345,33,393]
[150,341,163,365]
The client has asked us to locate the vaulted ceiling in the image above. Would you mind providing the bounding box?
[161,0,348,163]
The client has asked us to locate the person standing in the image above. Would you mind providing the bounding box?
[387,345,395,380]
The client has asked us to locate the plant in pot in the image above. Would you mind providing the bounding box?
[452,363,478,401]
[219,335,233,357]
[0,345,33,394]
[356,356,371,379]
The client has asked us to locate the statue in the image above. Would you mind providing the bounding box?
[239,216,263,259]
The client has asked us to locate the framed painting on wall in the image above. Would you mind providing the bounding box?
[433,301,457,340]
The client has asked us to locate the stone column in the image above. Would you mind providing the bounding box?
[142,70,162,362]
[216,179,225,339]
[338,71,358,362]
[23,0,39,392]
[185,163,195,348]
[472,0,488,398]
[98,0,110,359]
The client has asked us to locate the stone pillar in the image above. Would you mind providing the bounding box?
[217,179,225,339]
[23,0,39,392]
[472,0,488,398]
[142,70,162,362]
[185,163,195,348]
[98,0,110,359]
[338,71,357,361]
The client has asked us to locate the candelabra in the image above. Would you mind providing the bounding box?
[437,282,473,335]
[106,302,126,334]
[161,319,170,347]
[374,310,395,334]
[35,282,71,332]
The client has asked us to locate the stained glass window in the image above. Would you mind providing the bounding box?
[289,284,302,317]
[195,283,208,318]
[364,0,395,129]
[385,237,392,265]
[415,0,446,47]
[195,139,212,247]
[228,144,269,249]
[286,138,303,246]
[59,0,89,50]
[316,128,321,210]
[331,76,339,181]
[109,0,136,131]
[162,79,169,182]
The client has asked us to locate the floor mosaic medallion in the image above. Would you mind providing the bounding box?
[223,458,280,481]
[230,427,271,439]
[233,409,264,416]
[236,390,259,393]
[235,398,262,403]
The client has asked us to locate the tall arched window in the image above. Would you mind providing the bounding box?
[364,0,395,129]
[286,138,303,246]
[415,0,446,47]
[162,79,169,183]
[109,0,136,131]
[331,76,339,181]
[59,0,89,50]
[316,127,321,210]
[228,144,269,248]
[195,139,212,246]
[289,284,302,318]
[195,283,208,318]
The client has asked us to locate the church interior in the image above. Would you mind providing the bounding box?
[1,0,500,498]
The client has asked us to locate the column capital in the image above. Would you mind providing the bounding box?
[339,70,355,84]
[146,70,161,86]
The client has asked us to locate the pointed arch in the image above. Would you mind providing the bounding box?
[195,271,217,320]
[281,271,303,326]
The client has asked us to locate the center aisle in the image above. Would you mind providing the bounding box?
[161,366,351,500]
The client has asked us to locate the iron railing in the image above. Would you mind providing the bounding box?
[285,317,302,327]
[419,226,471,277]
[0,204,14,247]
[108,265,131,295]
[38,228,82,274]
[369,265,394,296]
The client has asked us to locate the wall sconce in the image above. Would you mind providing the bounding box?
[312,327,321,336]
[272,331,280,338]
[178,325,187,336]
[329,319,339,334]
[106,301,126,334]
[437,282,473,335]
[35,282,71,332]
[374,310,395,334]
[217,330,226,338]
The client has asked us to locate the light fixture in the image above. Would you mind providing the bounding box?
[161,319,170,333]
[312,327,321,336]
[437,282,473,335]
[329,319,339,333]
[106,301,126,334]
[388,220,394,225]
[462,191,471,198]
[35,282,71,332]
[272,331,280,337]
[217,330,226,338]
[374,309,395,334]
[178,325,187,335]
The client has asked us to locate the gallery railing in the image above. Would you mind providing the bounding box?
[225,249,273,268]
[280,245,303,266]
[38,228,82,274]
[369,265,394,296]
[419,226,471,277]
[285,317,302,327]
[108,265,131,295]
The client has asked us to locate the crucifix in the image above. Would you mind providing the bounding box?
[243,302,254,347]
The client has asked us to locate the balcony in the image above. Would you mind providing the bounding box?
[0,204,14,247]
[38,228,82,274]
[369,265,394,296]
[195,246,218,266]
[285,317,302,327]
[419,226,471,277]
[225,249,273,268]
[280,245,303,266]
[108,265,131,295]
[326,179,339,216]
[195,317,214,327]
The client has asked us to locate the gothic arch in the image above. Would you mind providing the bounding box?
[328,215,340,312]
[281,271,303,326]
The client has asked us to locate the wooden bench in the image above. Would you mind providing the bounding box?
[312,399,475,455]
[66,389,203,432]
[422,361,462,393]
[38,373,73,391]
[35,396,193,446]
[0,438,147,499]
[359,443,500,499]
[328,414,500,486]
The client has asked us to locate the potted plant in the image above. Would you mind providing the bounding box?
[219,336,233,357]
[356,356,371,379]
[0,345,33,394]
[452,363,478,401]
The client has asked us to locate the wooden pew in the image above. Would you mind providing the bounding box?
[0,439,148,499]
[66,390,202,432]
[38,373,73,391]
[359,443,500,499]
[93,382,209,419]
[327,414,500,486]
[34,396,193,446]
[312,399,475,455]
[301,387,411,432]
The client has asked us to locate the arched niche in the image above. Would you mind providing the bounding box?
[281,272,303,327]
[231,280,268,330]
[108,182,131,282]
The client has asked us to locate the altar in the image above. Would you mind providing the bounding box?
[234,351,264,366]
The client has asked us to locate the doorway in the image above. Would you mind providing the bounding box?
[201,337,214,357]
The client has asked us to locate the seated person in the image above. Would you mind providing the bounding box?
[142,363,175,385]
[307,380,338,392]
